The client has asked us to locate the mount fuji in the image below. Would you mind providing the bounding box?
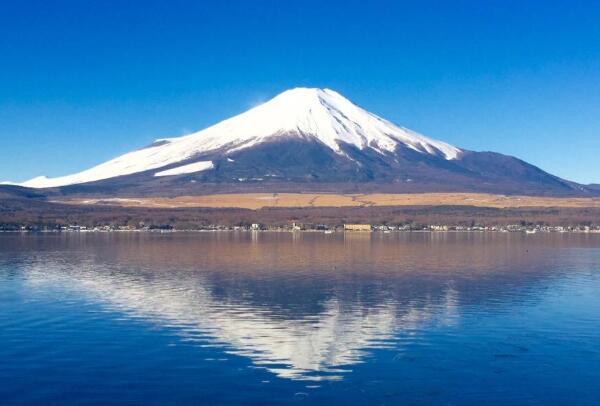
[7,88,592,196]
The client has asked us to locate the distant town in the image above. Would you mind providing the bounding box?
[3,222,600,234]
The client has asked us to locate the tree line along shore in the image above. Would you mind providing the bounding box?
[2,197,600,232]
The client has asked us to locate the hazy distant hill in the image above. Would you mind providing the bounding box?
[0,185,46,200]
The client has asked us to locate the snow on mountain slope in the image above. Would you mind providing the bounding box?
[154,161,214,177]
[16,88,462,188]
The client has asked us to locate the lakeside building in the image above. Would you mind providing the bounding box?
[344,224,372,232]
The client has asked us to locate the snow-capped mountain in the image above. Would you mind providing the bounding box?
[19,88,460,188]
[8,88,589,195]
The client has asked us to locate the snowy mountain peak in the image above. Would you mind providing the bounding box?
[14,88,462,188]
[167,86,461,159]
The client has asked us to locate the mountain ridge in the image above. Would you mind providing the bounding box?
[4,87,596,197]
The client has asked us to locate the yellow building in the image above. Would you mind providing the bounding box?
[344,224,372,232]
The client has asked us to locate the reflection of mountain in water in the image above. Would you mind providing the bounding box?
[25,262,459,381]
[16,232,586,381]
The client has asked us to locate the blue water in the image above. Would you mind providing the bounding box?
[1,232,600,405]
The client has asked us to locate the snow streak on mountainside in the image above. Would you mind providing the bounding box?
[14,88,462,188]
[154,161,214,177]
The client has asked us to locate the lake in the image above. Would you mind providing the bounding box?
[1,232,600,405]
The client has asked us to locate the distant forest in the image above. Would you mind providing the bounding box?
[1,196,600,230]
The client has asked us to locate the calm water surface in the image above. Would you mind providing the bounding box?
[1,232,600,405]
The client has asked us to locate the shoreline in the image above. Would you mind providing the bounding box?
[3,228,600,234]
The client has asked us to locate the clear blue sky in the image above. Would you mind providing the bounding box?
[1,0,599,184]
